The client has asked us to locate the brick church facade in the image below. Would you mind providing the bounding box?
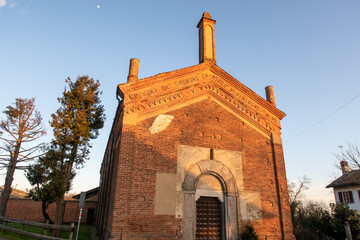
[95,13,295,240]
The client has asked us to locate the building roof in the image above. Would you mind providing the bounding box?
[326,170,360,188]
[72,187,99,200]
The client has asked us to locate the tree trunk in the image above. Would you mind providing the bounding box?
[0,141,21,217]
[54,165,72,225]
[60,201,66,223]
[53,143,78,236]
[0,156,18,216]
[41,200,53,224]
[54,197,63,225]
[53,196,65,237]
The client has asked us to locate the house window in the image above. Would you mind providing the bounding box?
[338,191,354,203]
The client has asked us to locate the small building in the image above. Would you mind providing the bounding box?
[72,187,99,202]
[96,12,295,240]
[72,188,99,225]
[326,161,360,212]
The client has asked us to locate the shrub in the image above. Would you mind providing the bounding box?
[241,224,259,240]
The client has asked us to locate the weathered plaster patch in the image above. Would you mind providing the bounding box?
[149,114,174,134]
[154,173,176,215]
[240,191,262,222]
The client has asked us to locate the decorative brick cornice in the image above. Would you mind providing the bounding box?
[119,63,285,136]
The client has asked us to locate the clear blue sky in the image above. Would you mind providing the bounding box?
[1,0,360,203]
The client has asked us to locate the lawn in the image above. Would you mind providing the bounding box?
[0,222,97,240]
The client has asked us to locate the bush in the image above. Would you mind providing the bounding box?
[292,201,360,240]
[331,203,360,239]
[241,224,259,240]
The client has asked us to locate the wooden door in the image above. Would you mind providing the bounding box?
[196,196,222,240]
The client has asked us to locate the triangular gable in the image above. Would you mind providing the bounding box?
[118,63,285,137]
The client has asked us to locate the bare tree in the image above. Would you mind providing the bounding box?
[288,175,311,223]
[0,98,46,216]
[335,143,360,170]
[288,175,311,203]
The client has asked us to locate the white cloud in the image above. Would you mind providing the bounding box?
[0,0,6,8]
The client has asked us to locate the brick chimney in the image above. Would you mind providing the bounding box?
[127,58,140,83]
[197,12,216,64]
[341,161,350,175]
[265,86,276,107]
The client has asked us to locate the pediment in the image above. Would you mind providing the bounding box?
[118,63,286,136]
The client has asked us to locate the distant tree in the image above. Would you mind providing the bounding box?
[288,175,311,224]
[50,76,105,227]
[335,143,360,170]
[25,148,74,224]
[289,175,360,240]
[0,98,46,216]
[25,161,55,223]
[293,201,334,240]
[288,176,332,239]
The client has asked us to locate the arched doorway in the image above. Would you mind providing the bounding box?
[183,160,238,240]
[195,174,225,240]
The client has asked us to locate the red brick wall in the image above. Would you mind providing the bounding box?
[104,99,293,239]
[5,199,96,223]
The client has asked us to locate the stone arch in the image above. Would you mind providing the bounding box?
[183,160,237,195]
[183,160,239,240]
[195,172,226,202]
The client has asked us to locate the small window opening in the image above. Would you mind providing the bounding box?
[339,191,354,203]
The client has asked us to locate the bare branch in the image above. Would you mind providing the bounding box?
[0,122,18,141]
[19,143,45,153]
[0,137,15,146]
[288,175,311,204]
[17,153,44,162]
[335,143,360,170]
[15,165,29,170]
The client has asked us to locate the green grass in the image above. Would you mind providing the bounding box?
[0,222,97,240]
